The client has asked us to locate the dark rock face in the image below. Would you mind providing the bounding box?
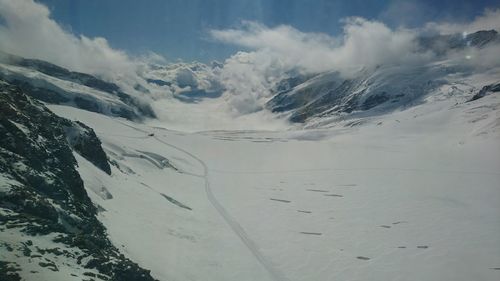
[0,82,93,213]
[65,121,112,175]
[0,261,21,281]
[146,78,171,87]
[0,81,156,280]
[361,92,390,110]
[470,82,500,101]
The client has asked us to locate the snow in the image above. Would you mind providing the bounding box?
[0,62,141,118]
[0,227,103,281]
[149,97,291,132]
[9,120,30,135]
[0,173,21,193]
[0,63,125,104]
[47,86,500,281]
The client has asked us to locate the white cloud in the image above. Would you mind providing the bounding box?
[211,21,339,73]
[211,18,432,114]
[218,51,287,114]
[0,0,137,80]
[211,19,426,77]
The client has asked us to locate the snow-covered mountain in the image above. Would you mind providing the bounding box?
[266,30,500,127]
[1,29,500,281]
[0,51,155,121]
[1,29,498,130]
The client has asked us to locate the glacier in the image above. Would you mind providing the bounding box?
[1,28,500,281]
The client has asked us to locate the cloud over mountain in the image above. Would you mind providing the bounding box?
[0,0,139,80]
[209,9,500,114]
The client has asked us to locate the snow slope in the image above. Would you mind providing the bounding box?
[0,53,155,121]
[47,82,500,281]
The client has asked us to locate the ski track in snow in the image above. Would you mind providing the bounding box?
[115,120,288,281]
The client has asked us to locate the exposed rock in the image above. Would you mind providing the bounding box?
[65,121,112,175]
[469,82,500,101]
[0,80,156,280]
[0,261,21,281]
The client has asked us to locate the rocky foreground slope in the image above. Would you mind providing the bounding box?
[0,80,156,281]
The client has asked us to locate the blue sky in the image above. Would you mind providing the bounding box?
[37,0,500,62]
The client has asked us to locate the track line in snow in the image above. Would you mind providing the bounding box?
[152,136,289,281]
[270,198,291,203]
[113,120,288,281]
[306,189,328,192]
[300,232,322,236]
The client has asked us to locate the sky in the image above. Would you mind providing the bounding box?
[36,0,500,62]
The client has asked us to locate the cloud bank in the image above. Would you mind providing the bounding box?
[211,19,423,77]
[0,0,140,80]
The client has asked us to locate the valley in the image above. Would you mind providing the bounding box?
[45,89,500,281]
[1,2,499,280]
